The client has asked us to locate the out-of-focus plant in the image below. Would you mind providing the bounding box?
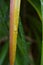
[41,0,43,65]
[0,0,42,65]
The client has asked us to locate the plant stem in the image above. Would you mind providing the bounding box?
[10,0,21,65]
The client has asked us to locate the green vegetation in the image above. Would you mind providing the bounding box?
[0,0,42,65]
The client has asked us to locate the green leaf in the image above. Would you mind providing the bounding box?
[0,0,9,38]
[15,19,34,65]
[27,0,42,21]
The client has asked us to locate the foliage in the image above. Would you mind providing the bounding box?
[0,0,42,65]
[40,0,43,65]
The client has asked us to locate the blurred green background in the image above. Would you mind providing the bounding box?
[0,0,42,65]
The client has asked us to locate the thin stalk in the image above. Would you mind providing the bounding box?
[40,0,43,65]
[10,0,21,65]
